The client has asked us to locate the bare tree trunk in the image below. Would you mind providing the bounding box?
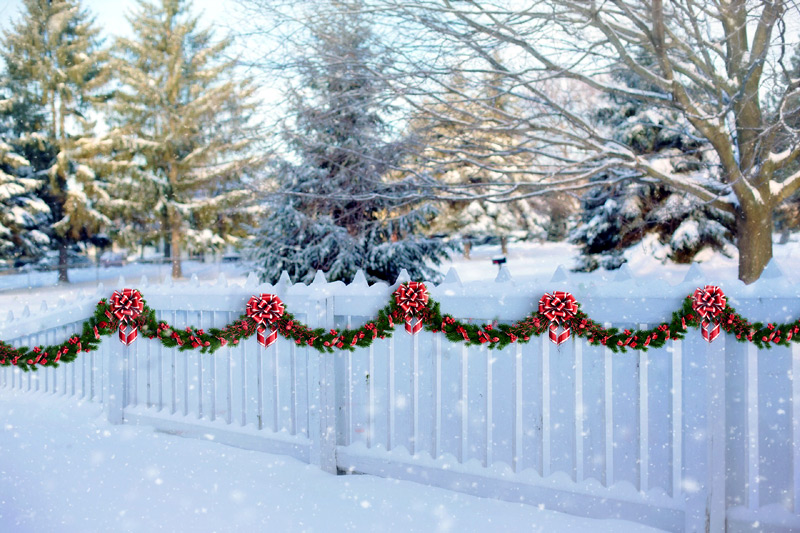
[463,238,471,259]
[737,204,773,284]
[57,242,69,283]
[171,226,182,279]
[500,235,508,255]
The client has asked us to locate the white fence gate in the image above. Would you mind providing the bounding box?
[2,270,800,533]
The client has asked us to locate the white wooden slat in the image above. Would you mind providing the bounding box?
[388,334,395,451]
[604,324,614,488]
[747,342,760,510]
[433,333,441,459]
[290,342,297,435]
[460,343,468,464]
[272,340,280,432]
[639,332,649,493]
[793,342,800,514]
[412,330,419,456]
[486,344,493,468]
[368,342,375,448]
[226,340,233,424]
[542,335,551,478]
[257,345,264,430]
[672,338,682,499]
[513,343,523,473]
[575,337,584,483]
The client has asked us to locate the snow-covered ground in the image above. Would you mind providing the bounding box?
[0,391,666,533]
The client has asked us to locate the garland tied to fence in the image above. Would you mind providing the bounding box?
[2,283,799,372]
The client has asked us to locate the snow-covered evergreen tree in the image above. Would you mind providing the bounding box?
[0,96,50,261]
[251,6,450,285]
[411,71,556,255]
[1,0,111,281]
[570,62,734,271]
[107,0,261,278]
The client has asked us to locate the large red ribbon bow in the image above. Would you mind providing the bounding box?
[394,282,429,335]
[539,291,578,346]
[108,289,144,345]
[247,294,285,347]
[692,285,726,343]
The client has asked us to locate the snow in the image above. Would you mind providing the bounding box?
[0,390,666,533]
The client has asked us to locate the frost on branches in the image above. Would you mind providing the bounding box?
[251,9,450,285]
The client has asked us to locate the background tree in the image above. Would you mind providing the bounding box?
[0,95,50,261]
[269,0,800,284]
[570,57,735,271]
[107,0,262,278]
[1,0,111,281]
[250,4,451,284]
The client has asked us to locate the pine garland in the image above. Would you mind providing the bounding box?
[2,284,799,373]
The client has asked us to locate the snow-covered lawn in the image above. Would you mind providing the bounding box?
[0,391,666,533]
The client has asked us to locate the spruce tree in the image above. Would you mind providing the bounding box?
[251,8,451,285]
[1,0,111,281]
[108,0,261,278]
[0,96,50,261]
[570,61,734,272]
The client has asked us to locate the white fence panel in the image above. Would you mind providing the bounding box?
[3,275,800,532]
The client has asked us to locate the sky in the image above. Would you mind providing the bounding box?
[0,0,234,39]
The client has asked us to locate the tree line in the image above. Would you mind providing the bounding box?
[2,0,799,285]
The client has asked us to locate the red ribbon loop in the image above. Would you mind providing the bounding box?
[247,294,285,347]
[692,286,726,343]
[539,291,577,345]
[109,289,144,345]
[394,282,429,336]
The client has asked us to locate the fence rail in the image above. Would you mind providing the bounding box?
[2,270,800,533]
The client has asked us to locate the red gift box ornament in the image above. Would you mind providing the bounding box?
[108,289,144,345]
[692,285,726,343]
[394,282,429,335]
[246,294,285,347]
[539,291,578,346]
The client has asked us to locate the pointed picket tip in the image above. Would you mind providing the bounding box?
[760,258,785,280]
[117,275,126,288]
[245,272,260,288]
[217,272,228,288]
[22,305,30,318]
[190,273,199,287]
[442,267,462,286]
[139,275,149,288]
[96,282,105,295]
[394,269,411,285]
[58,296,66,309]
[613,264,633,282]
[163,274,173,287]
[40,300,48,312]
[350,269,368,287]
[277,270,292,290]
[78,289,87,299]
[495,265,513,283]
[550,264,569,282]
[683,263,704,283]
[5,310,13,322]
[311,270,327,286]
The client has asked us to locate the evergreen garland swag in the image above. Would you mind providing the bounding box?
[2,284,800,373]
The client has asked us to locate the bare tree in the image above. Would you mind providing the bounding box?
[238,1,800,283]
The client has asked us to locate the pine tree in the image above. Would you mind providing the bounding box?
[0,94,50,261]
[251,7,451,285]
[1,0,111,281]
[570,61,735,272]
[410,71,557,256]
[107,0,261,278]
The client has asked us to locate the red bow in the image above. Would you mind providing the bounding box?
[394,282,429,335]
[247,294,285,347]
[692,286,726,342]
[108,289,144,345]
[539,291,577,346]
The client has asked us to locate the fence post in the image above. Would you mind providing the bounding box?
[308,294,338,473]
[106,342,127,424]
[706,338,726,532]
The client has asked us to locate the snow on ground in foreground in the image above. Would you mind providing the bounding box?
[0,391,666,533]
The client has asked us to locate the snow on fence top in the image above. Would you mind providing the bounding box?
[1,259,797,342]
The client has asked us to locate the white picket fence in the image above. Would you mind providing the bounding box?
[2,268,800,532]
